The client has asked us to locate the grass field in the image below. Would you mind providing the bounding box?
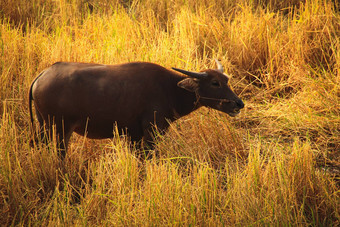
[0,0,339,225]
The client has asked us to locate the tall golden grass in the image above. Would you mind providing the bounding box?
[0,0,339,225]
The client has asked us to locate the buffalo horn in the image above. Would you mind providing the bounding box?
[172,67,208,79]
[215,59,224,73]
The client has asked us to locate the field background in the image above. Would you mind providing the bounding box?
[0,0,339,225]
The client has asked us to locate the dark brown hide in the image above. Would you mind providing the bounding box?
[29,61,244,158]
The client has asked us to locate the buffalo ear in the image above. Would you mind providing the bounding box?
[177,78,199,92]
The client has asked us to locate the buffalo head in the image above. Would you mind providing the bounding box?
[173,60,244,117]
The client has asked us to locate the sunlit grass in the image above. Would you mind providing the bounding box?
[0,0,339,225]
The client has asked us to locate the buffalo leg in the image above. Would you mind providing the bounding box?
[141,114,169,159]
[31,112,74,159]
[55,119,75,160]
[29,108,48,147]
[36,109,48,142]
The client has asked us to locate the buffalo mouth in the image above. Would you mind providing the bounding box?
[227,108,241,117]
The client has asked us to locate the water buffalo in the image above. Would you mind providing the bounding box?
[29,60,244,159]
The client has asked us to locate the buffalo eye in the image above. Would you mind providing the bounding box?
[211,80,221,88]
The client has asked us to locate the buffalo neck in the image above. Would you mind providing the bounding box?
[171,76,200,118]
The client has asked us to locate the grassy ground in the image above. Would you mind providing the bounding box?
[0,0,339,225]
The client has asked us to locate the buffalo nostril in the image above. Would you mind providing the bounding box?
[236,99,244,109]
